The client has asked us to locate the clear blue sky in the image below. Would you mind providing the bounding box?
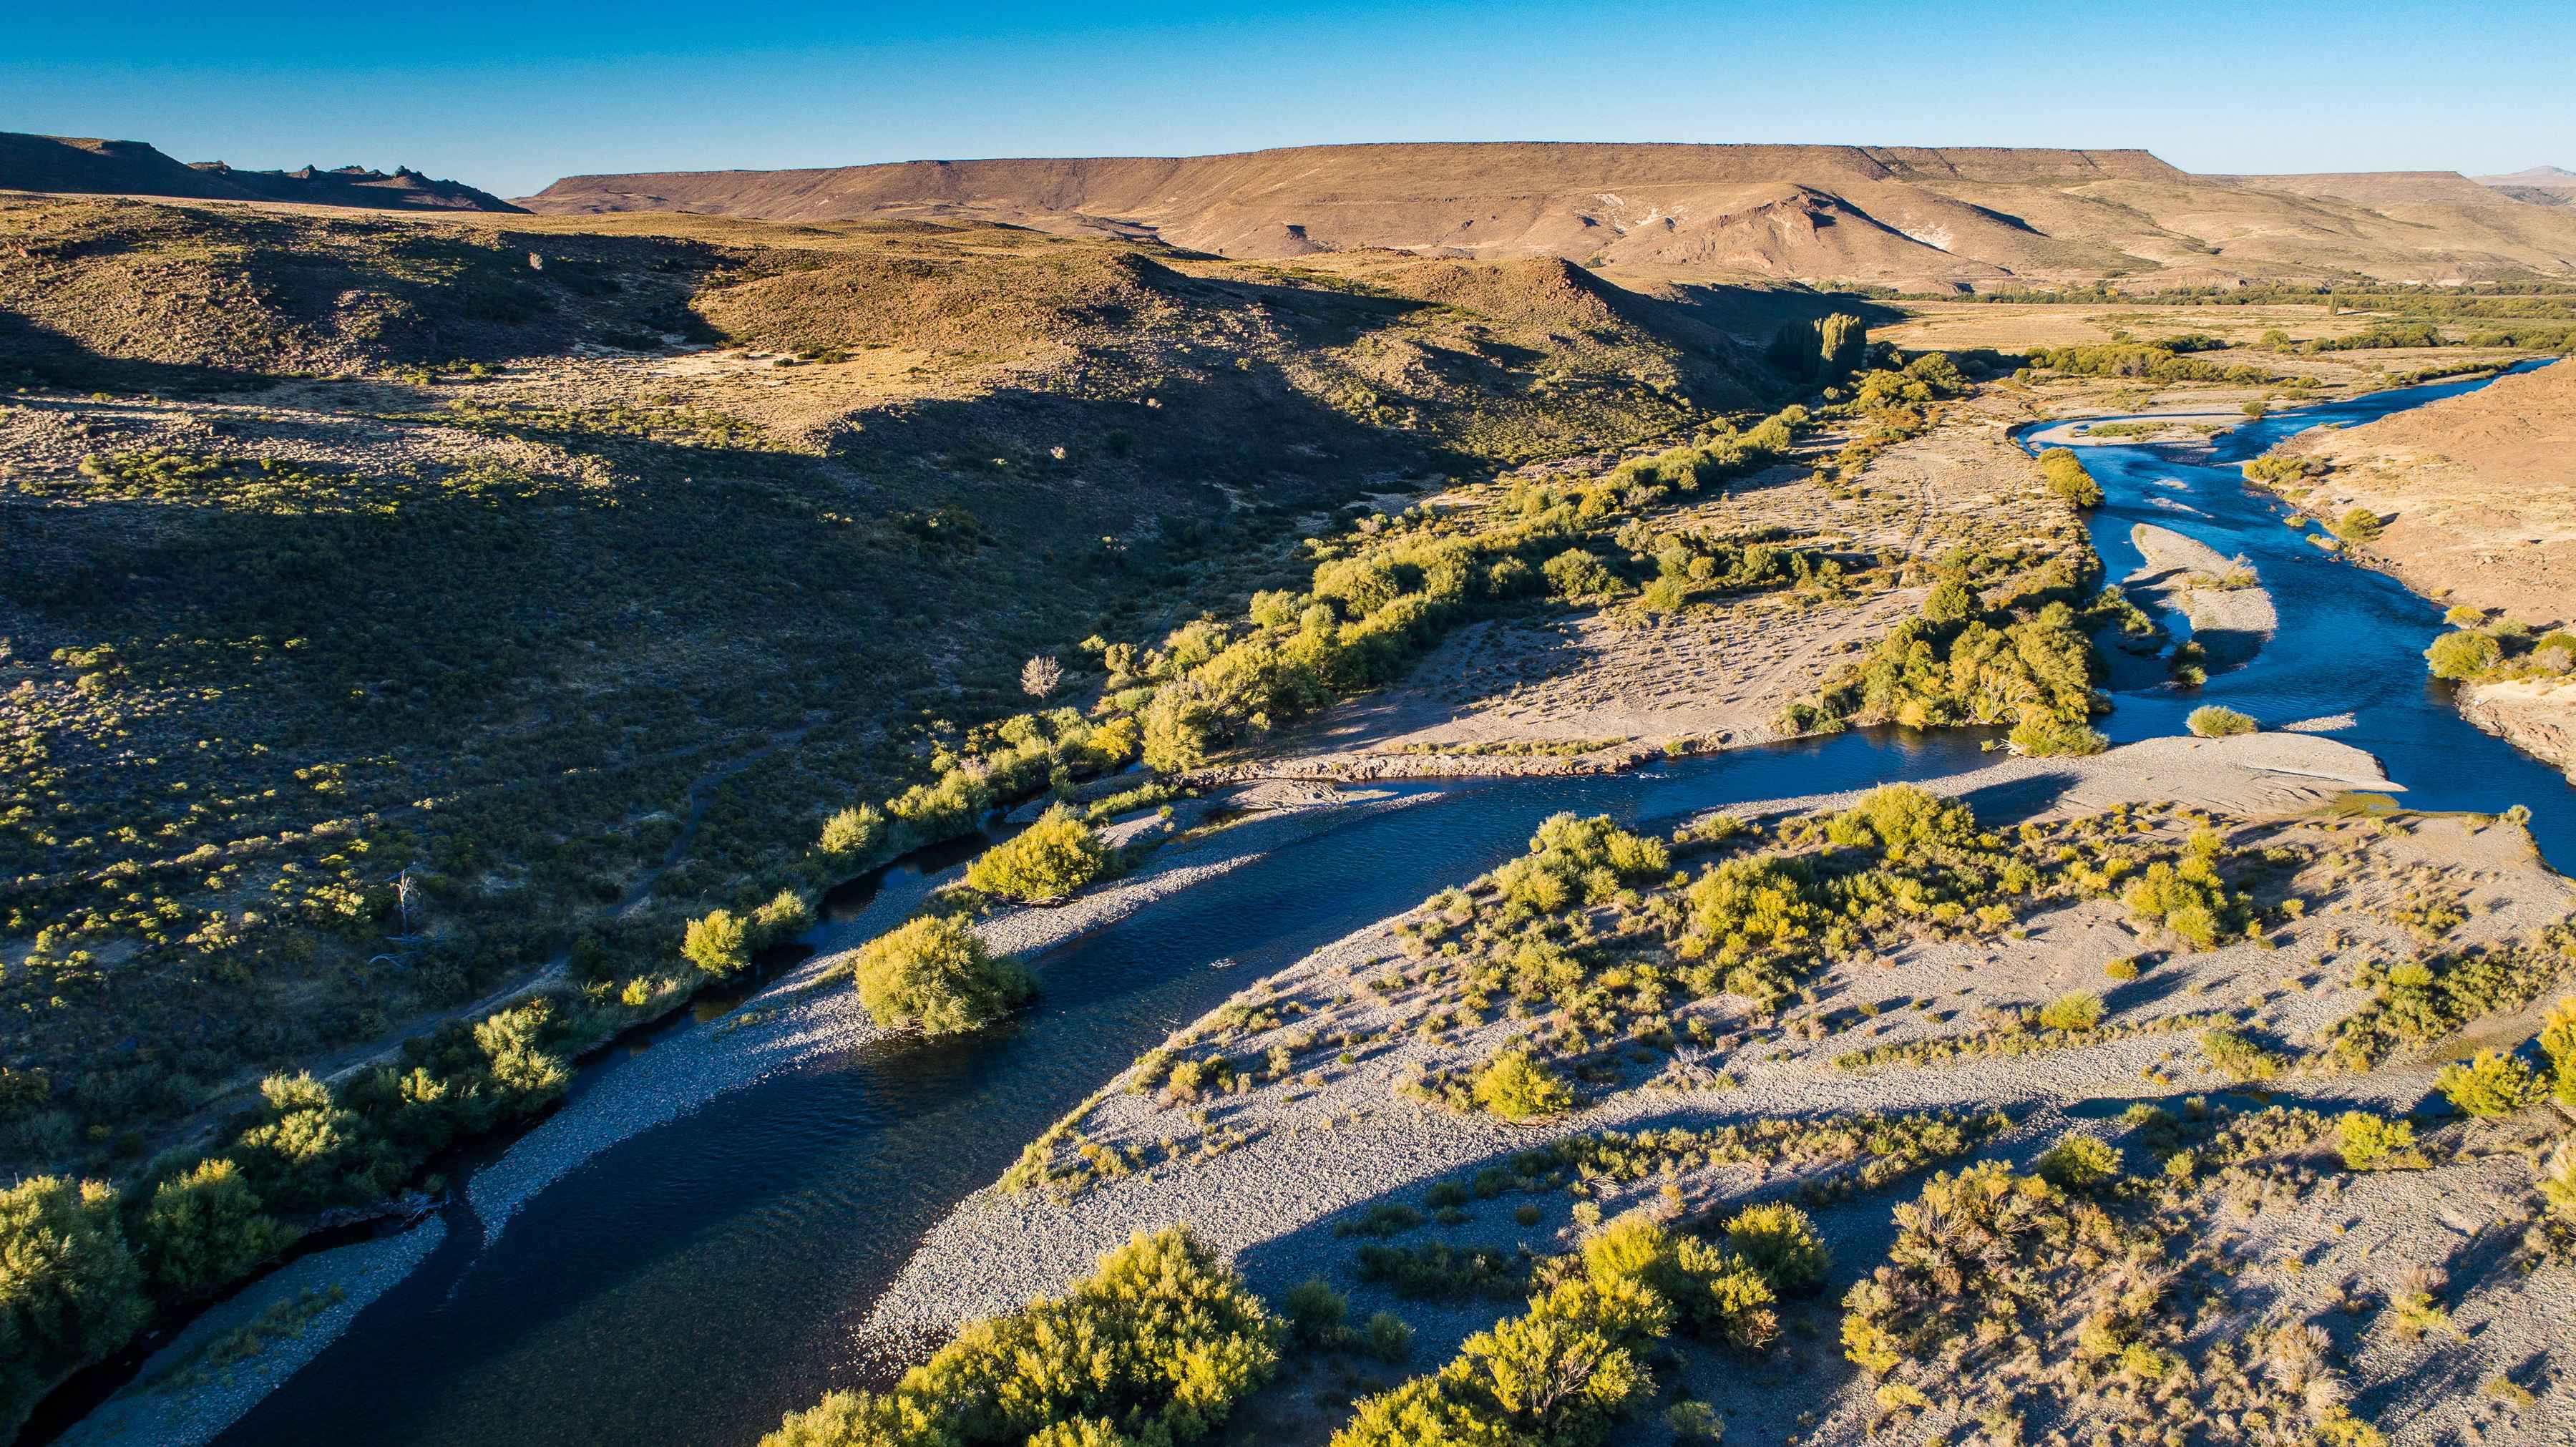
[11,0,2572,198]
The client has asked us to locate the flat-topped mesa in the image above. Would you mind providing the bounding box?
[519,139,2576,287]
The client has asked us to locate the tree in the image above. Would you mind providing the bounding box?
[1818,313,1867,378]
[682,908,751,975]
[1021,653,1064,700]
[963,807,1108,902]
[2424,629,2502,681]
[138,1158,291,1296]
[0,1176,149,1433]
[852,915,1035,1036]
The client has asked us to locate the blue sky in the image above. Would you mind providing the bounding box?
[10,1,2572,198]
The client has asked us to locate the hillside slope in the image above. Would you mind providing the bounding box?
[523,141,2576,287]
[0,131,525,212]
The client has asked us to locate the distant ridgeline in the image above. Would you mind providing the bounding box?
[0,131,525,213]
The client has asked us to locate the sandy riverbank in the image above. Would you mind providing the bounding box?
[858,726,2576,1447]
[2128,521,2278,671]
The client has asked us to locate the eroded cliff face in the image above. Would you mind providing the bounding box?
[2459,678,2576,783]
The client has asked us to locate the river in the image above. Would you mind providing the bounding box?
[78,364,2570,1447]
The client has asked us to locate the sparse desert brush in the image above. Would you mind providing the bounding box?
[2386,1265,2454,1341]
[2187,705,2258,738]
[2104,955,2142,981]
[851,915,1035,1036]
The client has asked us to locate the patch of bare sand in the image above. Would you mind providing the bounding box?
[2127,522,2278,670]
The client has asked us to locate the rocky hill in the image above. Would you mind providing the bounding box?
[2479,165,2576,208]
[522,141,2576,288]
[0,131,525,212]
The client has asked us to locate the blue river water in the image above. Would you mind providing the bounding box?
[185,364,2562,1447]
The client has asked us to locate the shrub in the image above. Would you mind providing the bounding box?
[852,916,1035,1036]
[2436,1049,2548,1116]
[1361,1312,1413,1365]
[1723,1202,1829,1295]
[1282,1277,1348,1346]
[1542,547,1626,600]
[2542,997,2576,1104]
[137,1158,291,1296]
[2009,715,2109,757]
[2331,507,2383,544]
[681,908,751,975]
[1667,1401,1724,1442]
[964,807,1108,902]
[1470,1051,1575,1122]
[2036,449,2104,509]
[1923,579,1977,623]
[749,889,815,945]
[2334,1111,2426,1171]
[2034,1134,2121,1190]
[818,804,887,859]
[761,1227,1277,1447]
[2187,706,2257,738]
[2424,629,2502,681]
[2200,1028,2288,1083]
[0,1176,150,1435]
[2036,991,2104,1033]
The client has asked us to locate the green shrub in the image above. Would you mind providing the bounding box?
[0,1176,150,1435]
[2542,997,2576,1104]
[761,1227,1277,1447]
[2034,1134,2121,1190]
[852,916,1035,1036]
[2186,706,2257,738]
[749,888,815,945]
[1282,1277,1348,1346]
[1542,547,1626,600]
[2425,629,2502,681]
[2035,991,2104,1033]
[1332,1214,1768,1447]
[1470,1051,1575,1122]
[2335,1111,2426,1171]
[682,908,751,975]
[2331,507,2383,544]
[2199,1028,2288,1083]
[1361,1312,1413,1365]
[2436,1049,2548,1116]
[137,1158,291,1296]
[964,806,1109,902]
[1723,1202,1829,1295]
[818,804,887,859]
[2036,449,2104,509]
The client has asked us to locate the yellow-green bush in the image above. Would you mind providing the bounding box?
[852,916,1035,1036]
